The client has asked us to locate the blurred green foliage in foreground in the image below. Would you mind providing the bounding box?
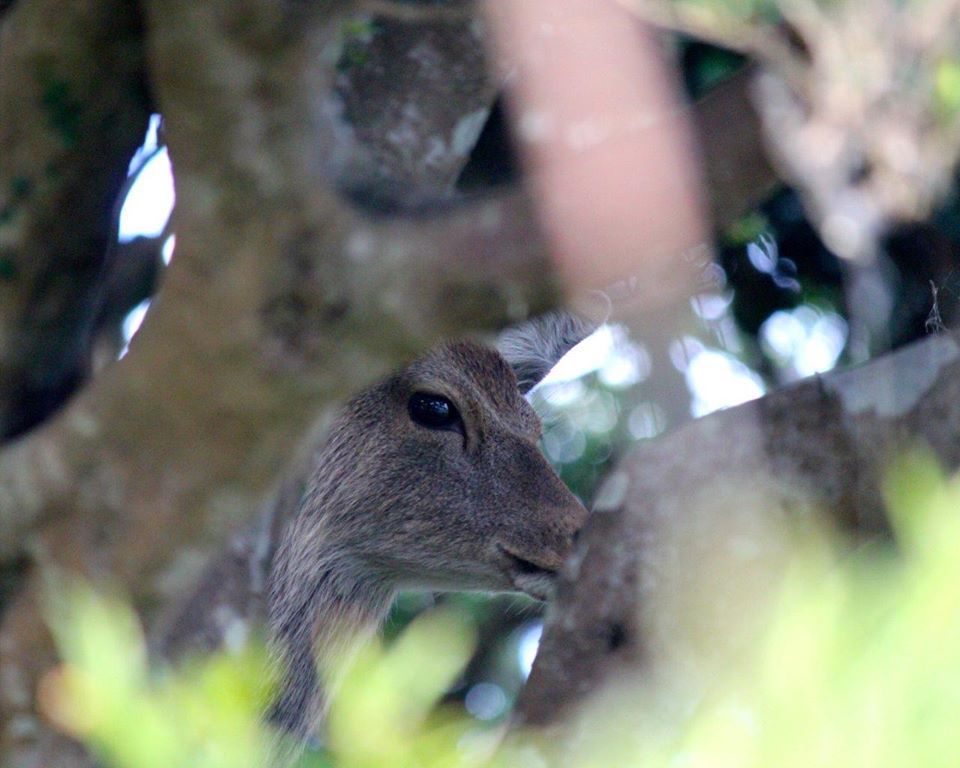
[45,450,960,767]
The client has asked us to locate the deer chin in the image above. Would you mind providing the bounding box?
[496,544,559,601]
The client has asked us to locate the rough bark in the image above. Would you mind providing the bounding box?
[328,8,496,206]
[517,330,960,727]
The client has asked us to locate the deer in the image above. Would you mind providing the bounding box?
[266,312,594,739]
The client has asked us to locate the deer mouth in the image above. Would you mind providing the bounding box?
[497,545,559,601]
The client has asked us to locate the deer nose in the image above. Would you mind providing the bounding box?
[554,505,588,558]
[562,518,585,557]
[566,496,590,538]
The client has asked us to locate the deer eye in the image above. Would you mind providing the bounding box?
[408,392,463,434]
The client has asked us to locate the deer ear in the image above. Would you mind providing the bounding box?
[497,312,599,394]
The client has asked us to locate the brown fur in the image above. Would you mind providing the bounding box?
[268,323,590,737]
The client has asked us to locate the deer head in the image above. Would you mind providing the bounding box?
[268,312,594,736]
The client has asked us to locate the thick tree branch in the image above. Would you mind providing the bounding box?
[517,331,960,727]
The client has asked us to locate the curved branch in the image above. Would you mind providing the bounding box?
[517,332,960,727]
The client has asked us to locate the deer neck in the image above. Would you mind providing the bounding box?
[270,528,394,737]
